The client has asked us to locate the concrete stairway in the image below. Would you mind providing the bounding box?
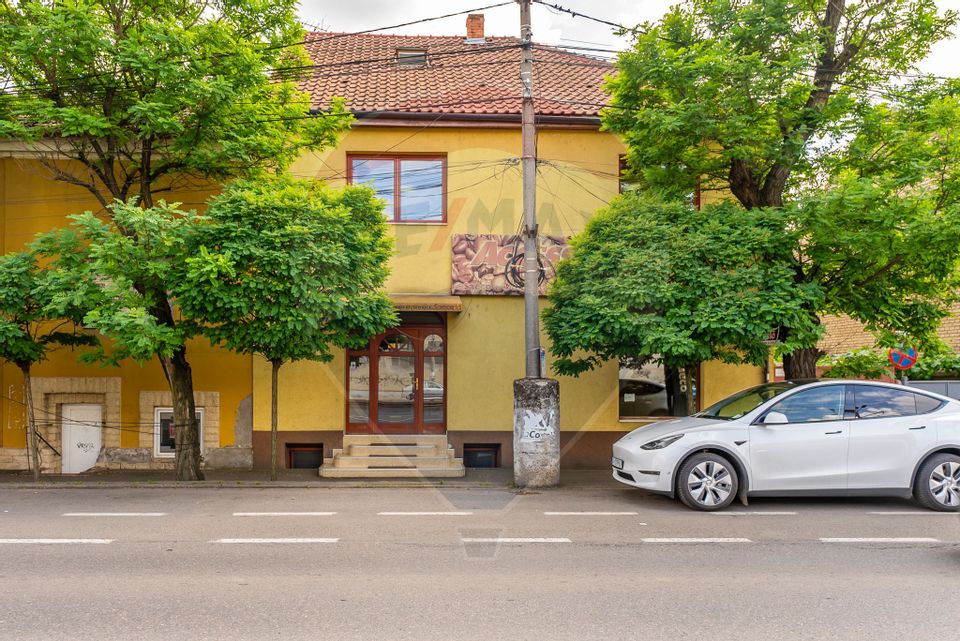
[319,434,466,478]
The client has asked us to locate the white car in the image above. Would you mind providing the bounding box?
[612,380,960,511]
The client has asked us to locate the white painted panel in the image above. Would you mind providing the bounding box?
[61,404,103,474]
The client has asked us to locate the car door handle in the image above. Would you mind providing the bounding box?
[909,425,926,431]
[824,430,843,435]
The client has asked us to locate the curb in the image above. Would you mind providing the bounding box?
[0,481,511,490]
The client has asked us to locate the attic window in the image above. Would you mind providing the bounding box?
[396,48,427,66]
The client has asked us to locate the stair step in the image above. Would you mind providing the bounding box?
[348,444,447,457]
[342,434,449,447]
[329,455,461,469]
[319,464,466,479]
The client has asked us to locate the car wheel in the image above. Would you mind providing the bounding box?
[677,452,738,511]
[914,453,960,512]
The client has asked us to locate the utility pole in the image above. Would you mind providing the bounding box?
[520,0,540,379]
[513,0,559,488]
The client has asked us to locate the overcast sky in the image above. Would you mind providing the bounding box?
[298,0,960,76]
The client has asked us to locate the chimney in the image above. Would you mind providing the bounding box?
[465,13,485,43]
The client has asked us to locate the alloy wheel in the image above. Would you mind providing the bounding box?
[686,460,733,507]
[928,461,960,508]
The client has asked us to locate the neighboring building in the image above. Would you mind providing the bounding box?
[0,15,763,476]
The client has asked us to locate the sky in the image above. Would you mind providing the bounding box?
[298,0,960,76]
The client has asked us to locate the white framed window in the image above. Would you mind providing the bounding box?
[154,407,204,458]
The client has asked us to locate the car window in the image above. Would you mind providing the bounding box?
[766,386,845,424]
[699,382,797,420]
[850,385,919,419]
[915,394,945,414]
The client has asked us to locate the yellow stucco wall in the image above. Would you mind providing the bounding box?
[0,158,252,449]
[700,361,766,408]
[251,125,627,433]
[1,125,767,445]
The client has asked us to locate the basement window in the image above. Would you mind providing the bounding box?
[396,48,428,66]
[287,444,324,469]
[463,444,500,468]
[154,408,204,458]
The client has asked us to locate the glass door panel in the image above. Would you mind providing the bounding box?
[423,355,444,425]
[377,355,416,425]
[348,354,371,423]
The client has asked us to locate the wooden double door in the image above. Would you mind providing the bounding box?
[346,326,446,434]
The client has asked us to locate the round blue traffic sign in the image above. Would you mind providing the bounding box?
[888,346,918,370]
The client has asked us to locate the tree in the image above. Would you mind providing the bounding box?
[0,251,96,481]
[0,0,352,479]
[605,0,960,378]
[175,176,395,480]
[543,194,819,413]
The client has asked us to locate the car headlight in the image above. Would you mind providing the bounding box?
[640,434,684,450]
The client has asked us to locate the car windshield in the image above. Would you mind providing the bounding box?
[698,382,800,420]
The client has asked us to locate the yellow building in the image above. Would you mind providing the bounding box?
[0,15,763,475]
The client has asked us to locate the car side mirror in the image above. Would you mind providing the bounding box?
[762,411,788,425]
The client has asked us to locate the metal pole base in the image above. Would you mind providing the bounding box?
[513,377,560,488]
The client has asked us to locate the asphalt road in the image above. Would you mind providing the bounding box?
[0,484,957,641]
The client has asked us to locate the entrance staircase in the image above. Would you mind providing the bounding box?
[319,434,466,478]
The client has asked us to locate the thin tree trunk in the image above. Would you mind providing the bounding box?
[271,358,281,482]
[20,364,40,482]
[162,348,203,481]
[783,347,821,380]
[684,364,698,416]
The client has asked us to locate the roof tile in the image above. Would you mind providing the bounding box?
[299,33,613,119]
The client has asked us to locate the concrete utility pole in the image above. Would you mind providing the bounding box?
[513,0,559,488]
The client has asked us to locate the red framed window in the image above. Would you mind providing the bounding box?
[347,154,446,223]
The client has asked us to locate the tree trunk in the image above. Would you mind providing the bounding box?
[783,347,822,380]
[162,348,204,481]
[20,364,41,482]
[271,358,281,482]
[684,364,699,416]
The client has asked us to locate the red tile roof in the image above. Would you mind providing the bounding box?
[299,33,613,120]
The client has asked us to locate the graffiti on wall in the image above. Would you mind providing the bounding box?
[451,234,570,296]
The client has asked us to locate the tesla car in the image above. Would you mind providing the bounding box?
[611,379,960,511]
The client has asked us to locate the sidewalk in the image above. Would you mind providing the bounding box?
[0,467,618,490]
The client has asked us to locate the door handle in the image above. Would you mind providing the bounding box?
[909,425,926,431]
[824,430,843,435]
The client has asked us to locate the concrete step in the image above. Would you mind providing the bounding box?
[348,444,448,457]
[319,461,466,478]
[342,434,449,448]
[328,455,461,469]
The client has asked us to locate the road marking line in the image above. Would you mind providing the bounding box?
[642,538,752,544]
[820,537,940,543]
[867,511,955,516]
[461,537,571,544]
[212,538,339,544]
[232,512,336,517]
[711,511,797,516]
[63,512,166,517]
[0,539,114,544]
[543,511,640,516]
[379,511,473,516]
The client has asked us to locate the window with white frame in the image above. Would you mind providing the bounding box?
[154,407,204,458]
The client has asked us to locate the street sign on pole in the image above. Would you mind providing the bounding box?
[888,346,918,370]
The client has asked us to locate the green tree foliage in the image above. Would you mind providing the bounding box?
[175,176,396,480]
[544,194,819,411]
[0,251,97,480]
[0,0,348,208]
[0,0,352,479]
[822,345,960,381]
[604,0,960,378]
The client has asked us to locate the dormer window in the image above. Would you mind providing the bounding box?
[396,48,427,67]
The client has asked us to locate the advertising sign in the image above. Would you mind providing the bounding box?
[451,234,570,296]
